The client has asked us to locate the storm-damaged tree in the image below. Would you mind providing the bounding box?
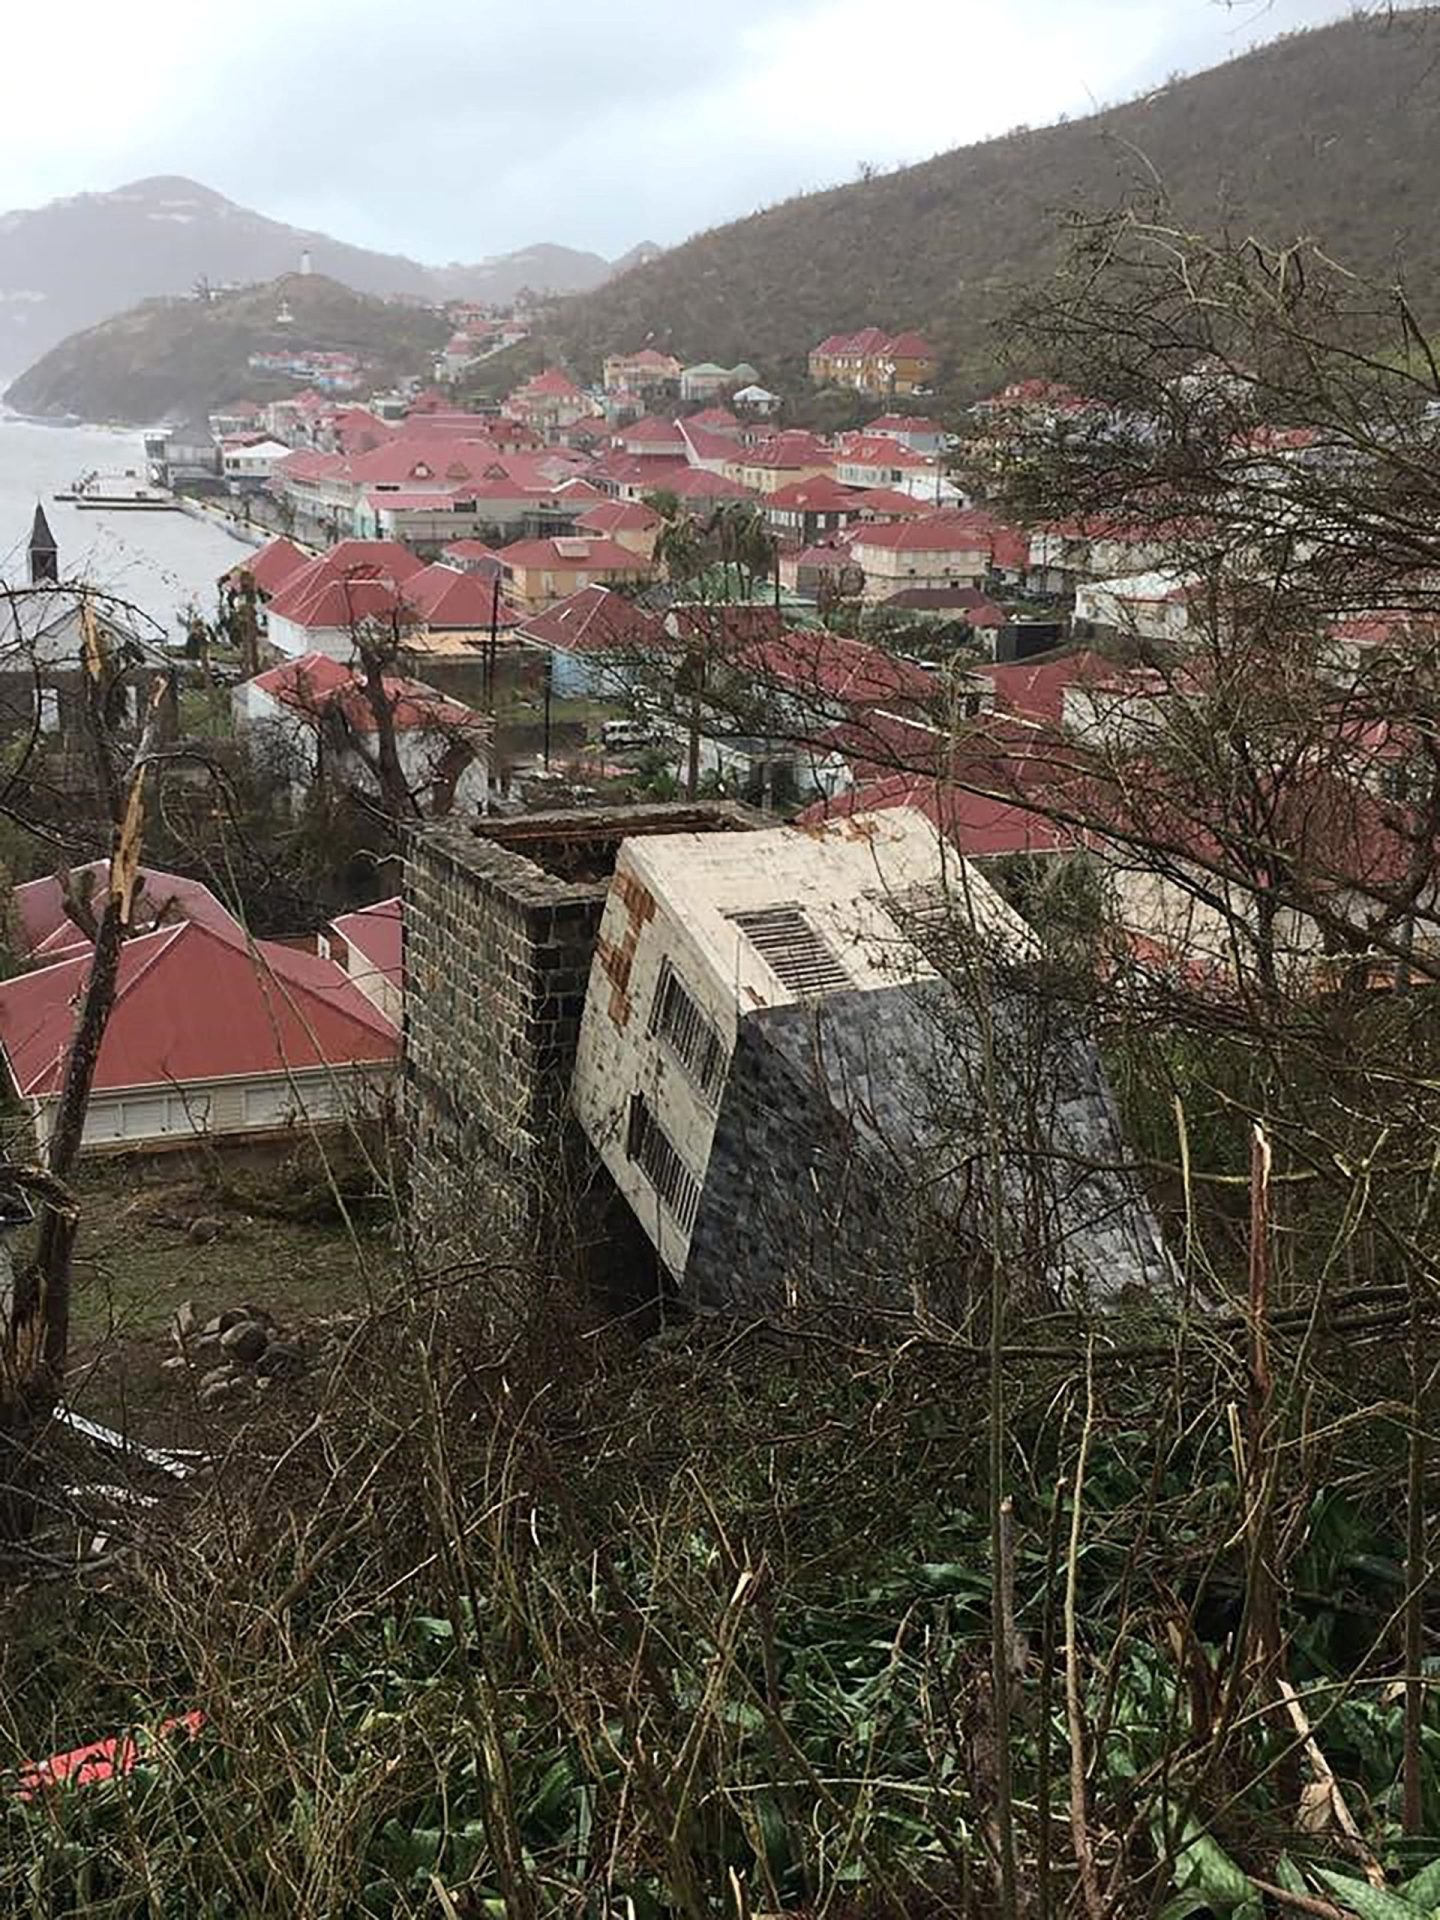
[606,212,1440,1903]
[244,576,493,829]
[0,597,170,1535]
[647,499,780,798]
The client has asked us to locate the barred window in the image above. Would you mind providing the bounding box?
[649,959,727,1102]
[626,1093,702,1234]
[730,904,851,996]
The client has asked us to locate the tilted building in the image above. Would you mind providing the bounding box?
[570,809,1171,1310]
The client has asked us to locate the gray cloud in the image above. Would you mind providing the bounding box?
[3,0,1358,262]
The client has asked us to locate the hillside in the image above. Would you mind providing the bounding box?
[0,175,634,373]
[554,11,1440,396]
[2,273,447,424]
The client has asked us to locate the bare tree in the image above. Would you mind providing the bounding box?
[0,600,168,1533]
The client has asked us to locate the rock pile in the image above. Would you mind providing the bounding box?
[169,1302,307,1407]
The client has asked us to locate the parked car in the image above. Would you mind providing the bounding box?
[600,719,656,753]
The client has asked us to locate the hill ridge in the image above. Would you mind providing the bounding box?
[0,175,639,374]
[554,12,1440,398]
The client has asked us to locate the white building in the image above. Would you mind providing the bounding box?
[232,652,492,816]
[1074,570,1198,646]
[221,437,292,490]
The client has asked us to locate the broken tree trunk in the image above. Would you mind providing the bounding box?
[0,645,162,1537]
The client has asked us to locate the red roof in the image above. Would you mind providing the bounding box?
[850,510,1023,559]
[268,571,409,631]
[515,367,586,400]
[848,487,930,517]
[403,562,512,628]
[266,542,426,630]
[276,448,346,483]
[13,864,240,960]
[836,434,932,470]
[317,539,423,580]
[886,331,935,360]
[978,649,1112,724]
[344,434,504,488]
[330,898,402,994]
[577,500,660,536]
[979,378,1091,415]
[329,409,395,455]
[440,540,505,570]
[687,406,740,432]
[790,543,857,571]
[741,431,833,471]
[0,919,397,1099]
[677,420,745,466]
[499,535,643,573]
[802,775,1082,860]
[738,628,935,709]
[881,587,1008,624]
[249,652,485,736]
[515,586,663,657]
[667,467,757,501]
[798,774,1075,857]
[234,536,309,597]
[765,476,862,513]
[812,328,935,361]
[621,414,686,450]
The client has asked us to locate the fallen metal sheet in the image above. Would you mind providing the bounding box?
[56,1408,204,1481]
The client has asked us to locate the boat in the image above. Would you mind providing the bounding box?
[56,468,182,511]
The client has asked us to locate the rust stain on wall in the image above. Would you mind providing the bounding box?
[599,869,656,1028]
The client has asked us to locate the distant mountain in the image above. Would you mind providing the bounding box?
[433,244,618,305]
[555,12,1440,397]
[608,242,664,276]
[0,175,645,373]
[3,273,448,425]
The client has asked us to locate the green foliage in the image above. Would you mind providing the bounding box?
[7,1281,1440,1917]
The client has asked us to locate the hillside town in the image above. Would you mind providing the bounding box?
[6,9,1440,1915]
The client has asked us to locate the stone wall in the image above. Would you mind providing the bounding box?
[403,803,759,1269]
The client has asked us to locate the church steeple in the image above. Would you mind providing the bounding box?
[28,503,58,585]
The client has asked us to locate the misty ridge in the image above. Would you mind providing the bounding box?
[0,174,657,375]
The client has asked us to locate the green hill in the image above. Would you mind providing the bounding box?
[554,11,1440,398]
[3,272,448,424]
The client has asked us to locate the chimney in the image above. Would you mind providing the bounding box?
[300,248,312,276]
[28,503,58,585]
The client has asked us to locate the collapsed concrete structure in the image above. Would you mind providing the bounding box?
[570,808,1170,1309]
[404,803,1170,1309]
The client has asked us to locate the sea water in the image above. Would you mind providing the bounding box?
[0,414,246,644]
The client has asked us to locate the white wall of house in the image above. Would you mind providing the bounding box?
[850,545,991,602]
[223,439,291,483]
[264,614,361,660]
[26,1063,395,1154]
[323,937,403,1027]
[1075,575,1193,645]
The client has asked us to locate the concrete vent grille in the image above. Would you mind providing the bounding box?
[626,1093,701,1233]
[649,959,727,1102]
[730,904,851,996]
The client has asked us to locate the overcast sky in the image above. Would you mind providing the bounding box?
[6,0,1355,264]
